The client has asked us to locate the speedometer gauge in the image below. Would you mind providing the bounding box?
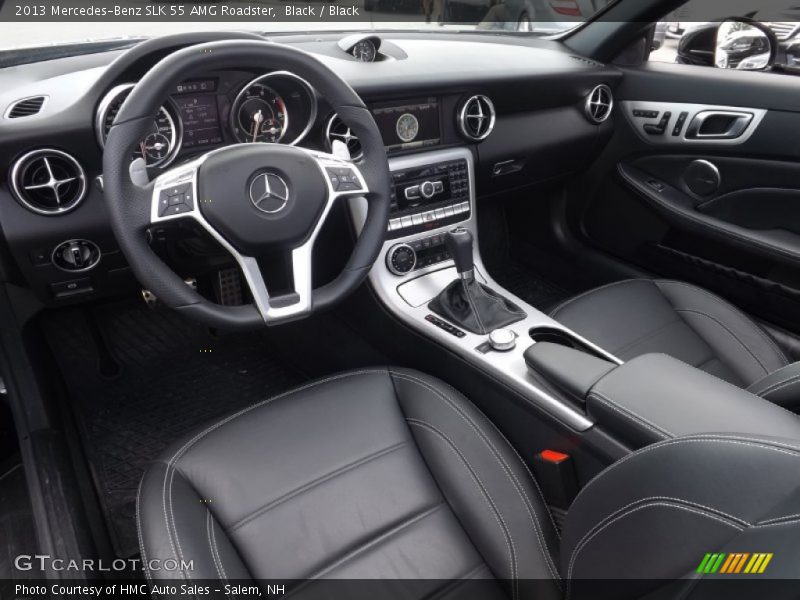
[231,82,288,144]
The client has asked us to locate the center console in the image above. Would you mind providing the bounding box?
[349,147,620,432]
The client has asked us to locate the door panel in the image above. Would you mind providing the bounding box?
[576,62,800,332]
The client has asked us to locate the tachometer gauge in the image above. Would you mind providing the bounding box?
[351,39,377,63]
[231,82,288,144]
[396,113,420,143]
[96,84,180,169]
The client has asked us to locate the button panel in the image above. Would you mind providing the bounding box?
[425,314,466,338]
[158,183,194,217]
[387,158,471,239]
[325,166,363,192]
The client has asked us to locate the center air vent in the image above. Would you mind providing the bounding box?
[5,96,47,119]
[585,84,614,124]
[458,95,496,141]
[10,149,87,215]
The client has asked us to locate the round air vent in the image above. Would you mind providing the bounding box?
[458,95,496,141]
[585,84,614,124]
[326,114,362,160]
[9,149,87,215]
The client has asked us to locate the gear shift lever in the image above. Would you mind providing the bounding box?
[445,228,475,282]
[430,227,526,335]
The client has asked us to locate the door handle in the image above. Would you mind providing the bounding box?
[685,111,754,140]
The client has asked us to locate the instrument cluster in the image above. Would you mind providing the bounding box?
[95,71,318,169]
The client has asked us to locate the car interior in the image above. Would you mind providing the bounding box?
[2,0,800,597]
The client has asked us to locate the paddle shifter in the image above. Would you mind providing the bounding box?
[429,228,526,335]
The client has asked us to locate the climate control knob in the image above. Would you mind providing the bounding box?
[386,244,417,276]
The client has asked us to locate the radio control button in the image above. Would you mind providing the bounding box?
[404,185,421,200]
[444,206,455,218]
[400,216,413,228]
[412,214,423,226]
[434,208,446,220]
[420,181,436,199]
[433,181,444,194]
[423,211,436,223]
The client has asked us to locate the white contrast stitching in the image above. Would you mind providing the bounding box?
[207,509,230,598]
[407,418,518,600]
[588,391,673,440]
[393,371,562,585]
[571,435,800,509]
[565,502,743,599]
[160,369,389,582]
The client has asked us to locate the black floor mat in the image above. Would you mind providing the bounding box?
[0,460,43,593]
[42,302,304,558]
[487,260,569,314]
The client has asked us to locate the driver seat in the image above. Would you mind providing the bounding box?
[138,368,800,598]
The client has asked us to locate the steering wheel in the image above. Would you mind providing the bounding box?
[103,41,390,329]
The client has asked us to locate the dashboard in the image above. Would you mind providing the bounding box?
[96,70,318,170]
[0,31,620,306]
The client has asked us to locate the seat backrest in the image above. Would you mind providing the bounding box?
[563,433,800,599]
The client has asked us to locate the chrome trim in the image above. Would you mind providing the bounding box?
[686,110,753,140]
[229,71,318,147]
[325,113,363,160]
[457,95,496,141]
[585,84,614,124]
[151,145,367,324]
[95,83,182,169]
[3,95,49,119]
[9,149,87,216]
[622,101,767,146]
[349,147,618,432]
[51,239,101,273]
[386,243,417,276]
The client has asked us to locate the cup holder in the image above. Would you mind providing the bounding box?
[529,327,606,359]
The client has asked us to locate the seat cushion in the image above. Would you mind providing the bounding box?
[550,279,788,387]
[137,368,561,599]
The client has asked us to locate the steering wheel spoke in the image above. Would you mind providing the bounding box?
[147,149,370,325]
[105,40,389,330]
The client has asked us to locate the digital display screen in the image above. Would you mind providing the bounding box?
[371,97,440,152]
[174,95,223,149]
[174,79,217,95]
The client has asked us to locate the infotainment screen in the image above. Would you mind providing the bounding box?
[174,93,223,150]
[371,97,441,153]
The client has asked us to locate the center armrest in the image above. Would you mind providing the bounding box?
[587,353,800,448]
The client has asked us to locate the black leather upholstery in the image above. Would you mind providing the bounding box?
[563,433,800,599]
[586,353,800,448]
[138,369,800,598]
[137,368,561,599]
[551,279,799,407]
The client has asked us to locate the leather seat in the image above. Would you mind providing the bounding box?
[550,279,800,409]
[138,368,800,598]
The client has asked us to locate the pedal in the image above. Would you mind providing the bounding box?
[141,278,198,309]
[214,268,243,306]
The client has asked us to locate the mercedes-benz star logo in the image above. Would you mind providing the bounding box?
[249,172,289,214]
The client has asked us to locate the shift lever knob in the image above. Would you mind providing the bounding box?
[445,228,474,280]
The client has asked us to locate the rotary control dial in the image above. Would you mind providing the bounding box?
[387,244,417,276]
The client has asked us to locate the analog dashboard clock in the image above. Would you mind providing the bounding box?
[396,113,420,143]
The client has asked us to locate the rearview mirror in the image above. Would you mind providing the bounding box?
[715,20,776,70]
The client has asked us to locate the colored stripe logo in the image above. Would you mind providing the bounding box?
[697,553,773,574]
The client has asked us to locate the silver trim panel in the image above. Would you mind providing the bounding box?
[350,147,620,432]
[622,101,767,146]
[151,146,367,325]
